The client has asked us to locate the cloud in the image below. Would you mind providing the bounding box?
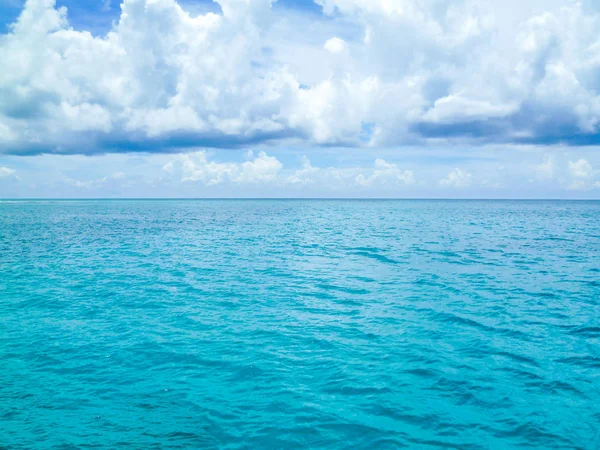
[180,152,237,185]
[439,168,472,188]
[176,150,282,184]
[2,145,600,198]
[0,167,16,178]
[568,158,594,179]
[162,150,420,190]
[356,158,415,186]
[324,37,347,54]
[528,155,600,191]
[286,156,320,185]
[1,0,600,155]
[566,158,598,190]
[235,150,283,183]
[420,95,518,125]
[0,0,300,154]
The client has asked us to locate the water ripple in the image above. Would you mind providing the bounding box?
[0,199,599,449]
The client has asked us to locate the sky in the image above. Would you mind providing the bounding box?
[1,0,600,198]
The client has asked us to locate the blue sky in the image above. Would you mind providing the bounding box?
[1,0,600,198]
[1,0,324,34]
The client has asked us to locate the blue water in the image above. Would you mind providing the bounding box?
[1,200,599,449]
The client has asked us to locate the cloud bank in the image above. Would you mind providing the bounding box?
[2,0,600,155]
[2,146,599,199]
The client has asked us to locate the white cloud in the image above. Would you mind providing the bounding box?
[324,37,348,54]
[60,102,112,133]
[2,0,600,155]
[2,146,600,198]
[568,158,593,179]
[181,152,237,185]
[0,167,16,178]
[439,168,472,188]
[176,150,282,185]
[235,151,283,183]
[566,158,598,190]
[162,151,419,190]
[356,158,415,186]
[420,95,518,124]
[286,156,320,185]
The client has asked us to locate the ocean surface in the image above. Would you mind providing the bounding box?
[1,199,599,449]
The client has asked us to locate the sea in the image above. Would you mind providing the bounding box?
[0,199,599,449]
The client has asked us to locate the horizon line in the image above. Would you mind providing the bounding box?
[1,197,600,201]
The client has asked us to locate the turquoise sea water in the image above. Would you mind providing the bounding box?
[1,200,599,449]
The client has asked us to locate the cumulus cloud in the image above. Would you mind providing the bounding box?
[439,168,472,188]
[160,151,420,191]
[2,0,600,155]
[286,156,320,185]
[568,158,594,179]
[175,150,282,185]
[566,158,598,190]
[526,155,600,191]
[356,158,415,186]
[2,147,599,197]
[180,152,237,185]
[236,150,283,183]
